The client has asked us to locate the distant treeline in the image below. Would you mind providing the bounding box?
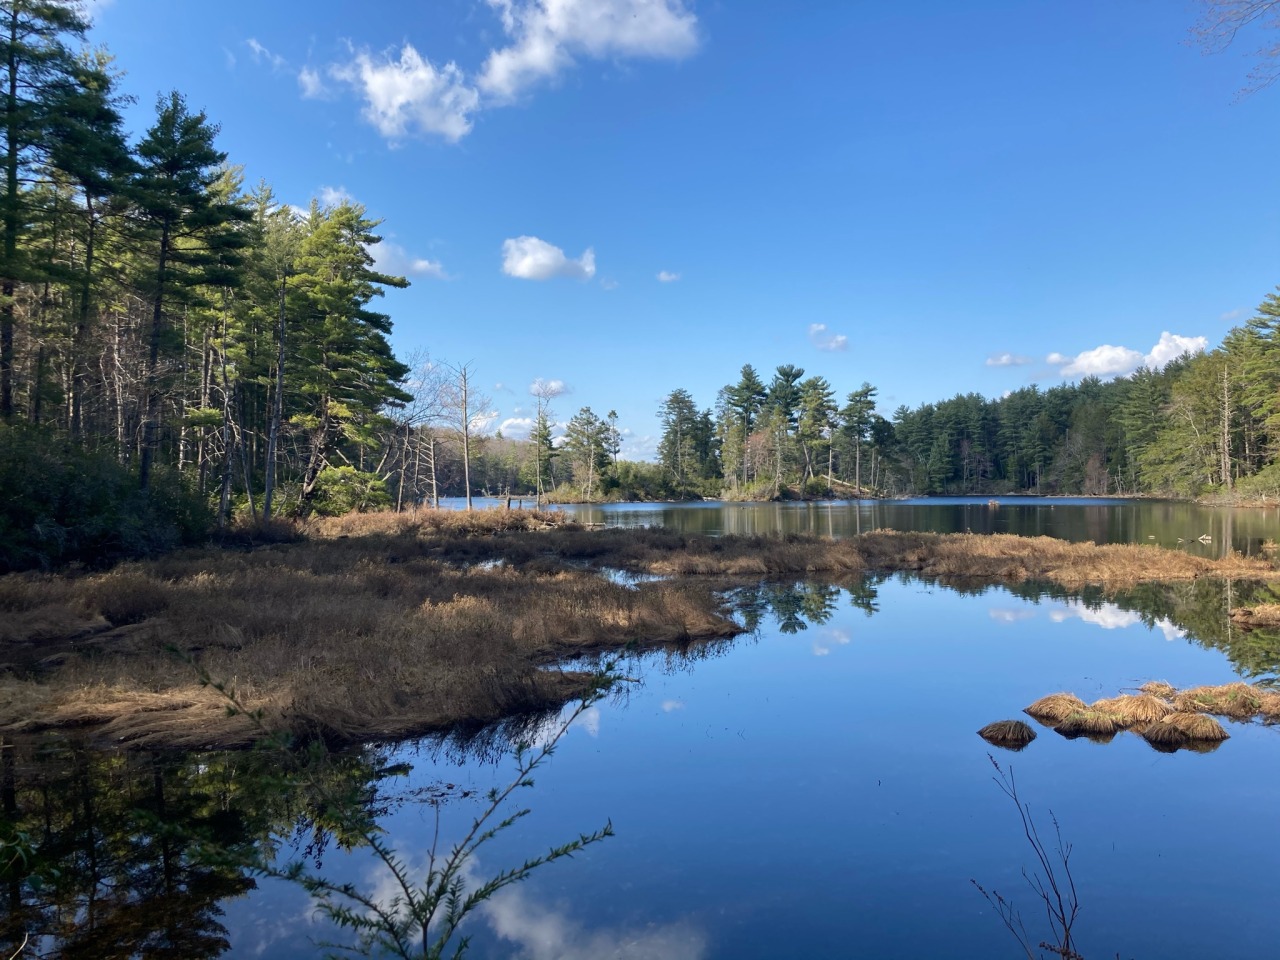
[636,291,1280,501]
[6,3,1280,573]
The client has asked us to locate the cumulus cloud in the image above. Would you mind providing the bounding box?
[246,37,286,70]
[1051,600,1185,641]
[657,270,680,283]
[320,0,697,143]
[330,45,480,143]
[661,699,685,712]
[1145,331,1208,368]
[481,876,708,960]
[370,240,448,279]
[499,417,534,439]
[478,0,699,100]
[1048,331,1207,379]
[503,236,595,281]
[985,352,1033,368]
[298,66,327,98]
[808,323,848,353]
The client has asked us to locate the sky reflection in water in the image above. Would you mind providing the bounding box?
[220,573,1280,960]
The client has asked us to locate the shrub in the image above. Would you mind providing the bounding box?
[0,425,211,571]
[309,466,392,516]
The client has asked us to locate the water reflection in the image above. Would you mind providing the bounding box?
[546,497,1280,559]
[6,572,1280,957]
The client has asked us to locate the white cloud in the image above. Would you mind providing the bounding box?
[621,434,658,460]
[1145,331,1208,369]
[529,378,567,395]
[370,240,448,279]
[600,278,619,290]
[330,45,480,143]
[1221,307,1245,323]
[1051,600,1185,641]
[657,270,680,283]
[246,37,287,70]
[478,0,699,101]
[503,236,595,280]
[985,352,1033,367]
[298,66,327,98]
[989,607,1035,623]
[808,322,848,353]
[661,699,684,712]
[1048,331,1207,379]
[481,877,708,960]
[317,184,354,207]
[499,417,534,439]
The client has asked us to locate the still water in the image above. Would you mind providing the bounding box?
[447,495,1280,559]
[7,572,1280,959]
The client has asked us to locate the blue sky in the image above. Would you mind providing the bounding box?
[86,0,1280,458]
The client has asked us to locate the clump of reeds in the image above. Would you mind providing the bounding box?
[1091,694,1173,728]
[1024,692,1087,723]
[1140,712,1230,751]
[1052,709,1121,740]
[1256,690,1280,723]
[978,719,1037,750]
[1173,682,1263,720]
[1138,680,1177,700]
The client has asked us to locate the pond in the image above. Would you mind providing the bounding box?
[444,495,1280,559]
[5,572,1280,959]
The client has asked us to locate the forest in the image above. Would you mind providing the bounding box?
[5,1,1280,575]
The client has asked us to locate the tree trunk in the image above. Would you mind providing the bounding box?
[262,274,287,517]
[1,7,19,421]
[139,219,171,491]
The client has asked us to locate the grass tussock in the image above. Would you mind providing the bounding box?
[1141,711,1230,750]
[1173,682,1264,720]
[1024,692,1087,723]
[977,719,1037,750]
[1091,694,1173,727]
[1229,603,1280,630]
[1052,709,1121,739]
[1138,680,1178,700]
[6,510,1280,750]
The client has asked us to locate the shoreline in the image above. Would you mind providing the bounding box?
[3,511,1277,751]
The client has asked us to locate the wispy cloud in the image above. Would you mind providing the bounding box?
[317,184,354,207]
[808,322,848,353]
[657,270,680,283]
[1048,331,1207,379]
[985,352,1033,368]
[246,37,287,70]
[298,66,327,98]
[371,240,448,279]
[1220,307,1245,323]
[502,236,595,281]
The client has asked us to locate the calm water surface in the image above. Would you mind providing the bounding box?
[447,495,1280,558]
[211,574,1279,960]
[8,500,1280,958]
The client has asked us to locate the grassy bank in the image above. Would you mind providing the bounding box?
[2,511,1276,749]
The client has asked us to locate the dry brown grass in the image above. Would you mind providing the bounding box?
[977,719,1037,750]
[1229,603,1280,630]
[1091,694,1173,727]
[1173,682,1264,720]
[5,512,1279,750]
[1024,692,1088,723]
[1138,680,1178,700]
[1052,709,1121,739]
[1141,711,1230,750]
